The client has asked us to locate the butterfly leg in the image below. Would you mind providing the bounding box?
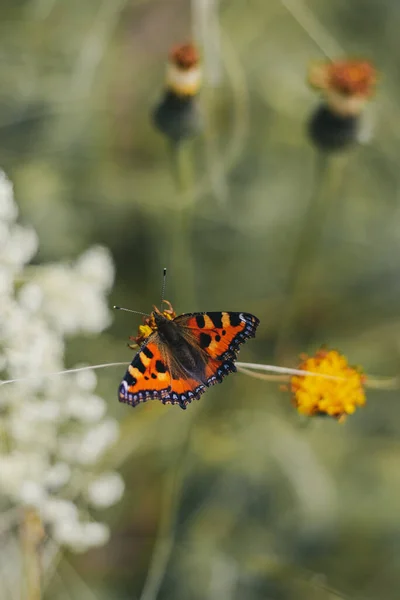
[127,337,139,350]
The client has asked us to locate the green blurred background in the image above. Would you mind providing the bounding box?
[3,0,400,597]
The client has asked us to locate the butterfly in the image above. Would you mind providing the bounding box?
[118,301,260,410]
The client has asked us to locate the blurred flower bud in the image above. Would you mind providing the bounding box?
[152,43,202,143]
[307,59,377,152]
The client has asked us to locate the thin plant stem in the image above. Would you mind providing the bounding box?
[139,415,195,600]
[58,557,99,600]
[278,0,342,59]
[191,0,222,87]
[237,366,289,382]
[1,535,21,600]
[274,152,345,360]
[192,0,228,207]
[1,358,399,393]
[237,360,346,379]
[200,84,229,207]
[236,361,400,391]
[168,140,195,194]
[41,540,62,595]
[167,140,196,308]
[197,27,250,212]
[21,509,44,600]
[364,376,400,390]
[138,468,181,600]
[0,362,127,386]
[249,557,356,600]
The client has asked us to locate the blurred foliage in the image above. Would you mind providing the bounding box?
[2,0,400,598]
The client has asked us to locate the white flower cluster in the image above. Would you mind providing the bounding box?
[0,171,124,553]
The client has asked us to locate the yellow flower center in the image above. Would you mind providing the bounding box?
[290,349,366,421]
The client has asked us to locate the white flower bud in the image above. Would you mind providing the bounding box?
[75,368,97,392]
[78,420,119,465]
[87,472,125,508]
[18,481,47,507]
[66,394,106,423]
[18,283,43,312]
[76,246,114,291]
[0,171,17,222]
[0,453,47,498]
[52,520,86,552]
[44,463,71,490]
[22,400,61,423]
[83,522,110,548]
[52,520,109,553]
[43,498,78,524]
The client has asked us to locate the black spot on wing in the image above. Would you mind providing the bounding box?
[215,334,221,342]
[207,312,223,328]
[229,313,241,327]
[156,360,167,373]
[124,368,136,386]
[219,313,260,360]
[195,315,205,328]
[118,338,172,408]
[135,355,146,374]
[142,346,154,359]
[199,333,212,349]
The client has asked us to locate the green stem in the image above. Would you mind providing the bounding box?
[139,417,194,600]
[201,86,229,207]
[274,152,343,360]
[237,366,289,382]
[167,141,196,309]
[21,509,43,600]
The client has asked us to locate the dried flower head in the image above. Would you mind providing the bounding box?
[290,348,366,421]
[153,43,202,141]
[309,59,377,116]
[328,61,376,96]
[169,43,200,70]
[166,42,202,97]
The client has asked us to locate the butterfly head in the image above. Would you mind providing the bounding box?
[152,306,168,328]
[152,301,176,325]
[130,301,177,348]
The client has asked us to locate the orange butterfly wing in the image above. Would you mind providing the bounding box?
[174,311,260,388]
[119,312,259,410]
[118,335,172,407]
[175,312,259,360]
[166,370,207,407]
[118,334,206,409]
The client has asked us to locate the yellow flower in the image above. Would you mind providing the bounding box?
[290,348,366,422]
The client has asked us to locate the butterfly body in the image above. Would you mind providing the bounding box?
[119,305,259,410]
[154,311,207,379]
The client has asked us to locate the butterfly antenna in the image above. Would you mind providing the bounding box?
[113,306,149,317]
[160,267,167,305]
